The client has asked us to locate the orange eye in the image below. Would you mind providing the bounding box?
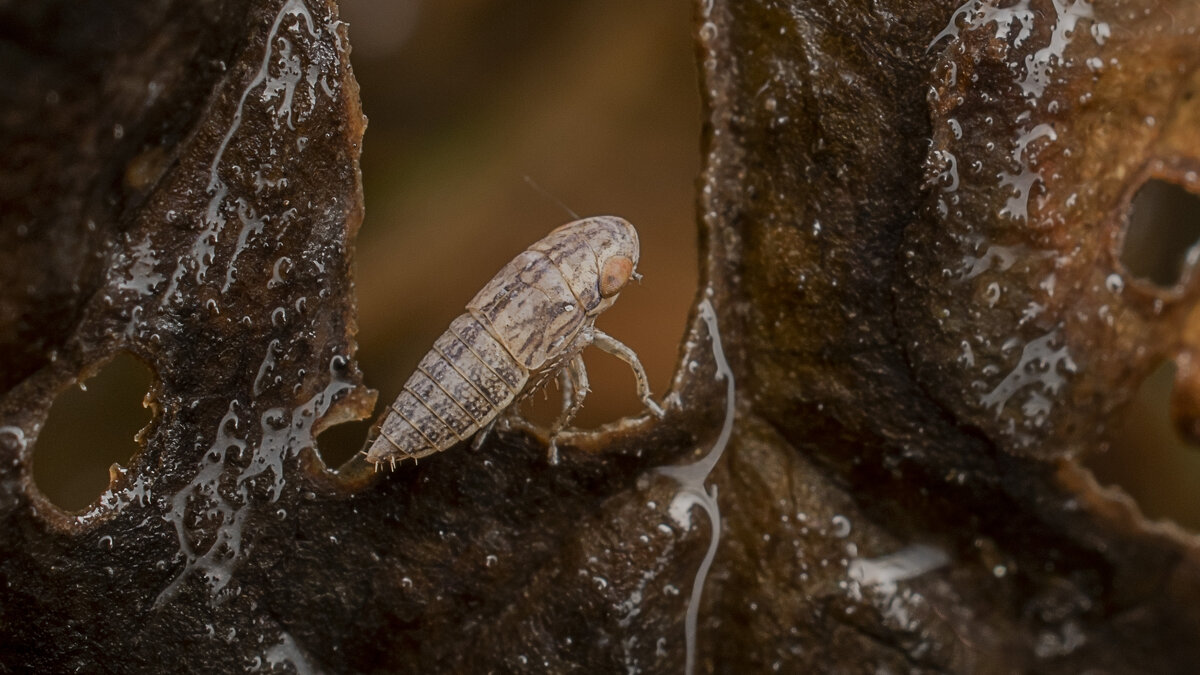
[599,256,634,298]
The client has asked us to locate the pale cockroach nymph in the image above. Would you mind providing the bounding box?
[364,216,664,468]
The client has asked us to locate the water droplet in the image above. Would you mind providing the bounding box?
[831,515,852,538]
[1105,273,1124,294]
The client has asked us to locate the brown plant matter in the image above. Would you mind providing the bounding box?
[2,0,1200,673]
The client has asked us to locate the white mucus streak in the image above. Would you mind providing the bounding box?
[657,296,734,675]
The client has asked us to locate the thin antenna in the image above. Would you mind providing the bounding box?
[523,175,580,220]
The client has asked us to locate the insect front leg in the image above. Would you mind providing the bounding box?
[547,354,590,464]
[591,330,665,418]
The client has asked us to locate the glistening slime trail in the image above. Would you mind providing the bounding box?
[658,297,733,675]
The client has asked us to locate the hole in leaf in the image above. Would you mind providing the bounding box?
[33,352,154,512]
[1087,361,1200,531]
[315,418,372,469]
[1120,179,1200,288]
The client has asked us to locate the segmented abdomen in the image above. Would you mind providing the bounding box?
[367,314,528,463]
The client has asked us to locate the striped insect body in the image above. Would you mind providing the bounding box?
[366,216,663,468]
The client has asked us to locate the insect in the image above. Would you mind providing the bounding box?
[365,215,665,469]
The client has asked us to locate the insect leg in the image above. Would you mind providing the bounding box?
[546,354,590,464]
[592,330,665,418]
[566,352,590,421]
[472,417,497,450]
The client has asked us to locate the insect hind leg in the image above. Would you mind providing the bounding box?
[592,329,665,418]
[472,417,498,450]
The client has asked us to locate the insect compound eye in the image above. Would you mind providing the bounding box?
[599,255,635,298]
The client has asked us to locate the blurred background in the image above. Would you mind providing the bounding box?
[321,0,701,464]
[29,0,1200,537]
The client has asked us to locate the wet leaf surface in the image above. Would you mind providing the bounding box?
[2,0,1200,673]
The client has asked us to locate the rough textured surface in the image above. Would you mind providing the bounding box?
[696,0,1200,671]
[2,0,1200,673]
